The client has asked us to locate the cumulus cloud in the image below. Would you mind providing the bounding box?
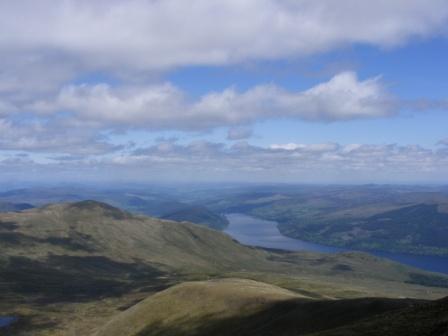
[0,0,446,106]
[30,72,393,130]
[1,0,447,73]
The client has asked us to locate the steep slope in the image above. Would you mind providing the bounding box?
[277,203,448,256]
[95,279,426,336]
[95,279,302,336]
[161,206,228,230]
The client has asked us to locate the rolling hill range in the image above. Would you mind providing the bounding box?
[1,200,448,335]
[0,186,227,230]
[2,185,448,256]
[200,185,448,255]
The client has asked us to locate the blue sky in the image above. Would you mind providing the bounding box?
[0,1,447,183]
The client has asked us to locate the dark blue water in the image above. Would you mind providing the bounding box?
[0,316,17,328]
[224,213,448,275]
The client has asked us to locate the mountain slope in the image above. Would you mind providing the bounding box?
[161,206,228,230]
[277,203,448,256]
[2,201,448,300]
[1,201,448,335]
[95,278,429,336]
[0,200,265,272]
[95,278,302,336]
[201,185,448,255]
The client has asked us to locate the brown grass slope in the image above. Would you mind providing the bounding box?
[95,278,437,336]
[2,200,448,301]
[0,200,266,272]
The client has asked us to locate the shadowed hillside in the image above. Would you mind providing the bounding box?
[95,278,443,336]
[0,202,34,212]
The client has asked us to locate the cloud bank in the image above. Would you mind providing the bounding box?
[1,139,447,183]
[1,0,447,73]
[1,0,447,99]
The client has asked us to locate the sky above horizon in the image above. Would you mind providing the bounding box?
[0,0,448,184]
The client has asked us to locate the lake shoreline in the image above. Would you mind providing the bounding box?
[224,213,448,275]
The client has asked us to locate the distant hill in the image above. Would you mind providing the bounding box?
[96,278,441,336]
[0,202,34,212]
[0,187,227,229]
[202,185,448,256]
[161,205,228,230]
[3,185,448,255]
[276,203,448,256]
[1,201,448,335]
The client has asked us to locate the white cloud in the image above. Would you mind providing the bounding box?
[1,138,447,183]
[31,72,393,130]
[1,0,447,73]
[125,139,447,175]
[32,82,185,127]
[0,119,119,155]
[97,140,448,182]
[0,0,446,106]
[270,143,339,152]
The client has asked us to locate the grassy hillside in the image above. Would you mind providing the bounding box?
[275,203,448,256]
[161,206,228,230]
[95,278,438,336]
[1,200,448,335]
[0,200,267,273]
[95,279,302,336]
[3,185,448,256]
[0,187,228,229]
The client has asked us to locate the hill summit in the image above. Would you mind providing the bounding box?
[96,278,447,336]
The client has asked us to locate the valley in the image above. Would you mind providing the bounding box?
[0,200,447,335]
[224,213,448,274]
